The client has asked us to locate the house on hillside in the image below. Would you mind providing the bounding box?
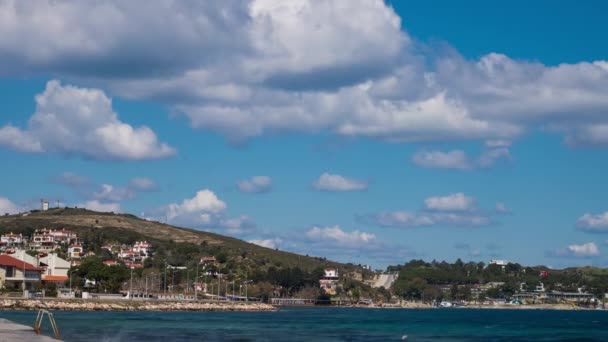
[320,267,340,295]
[133,241,153,259]
[47,229,78,244]
[0,254,43,290]
[39,253,70,283]
[1,233,25,248]
[32,232,58,251]
[68,244,83,259]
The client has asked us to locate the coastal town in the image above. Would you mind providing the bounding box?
[0,208,607,311]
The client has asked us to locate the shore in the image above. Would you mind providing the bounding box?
[378,301,597,310]
[0,299,277,312]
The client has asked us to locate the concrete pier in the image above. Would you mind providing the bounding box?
[0,318,58,341]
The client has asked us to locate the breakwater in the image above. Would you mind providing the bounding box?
[0,299,276,312]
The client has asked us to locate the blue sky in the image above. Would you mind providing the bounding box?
[1,1,607,269]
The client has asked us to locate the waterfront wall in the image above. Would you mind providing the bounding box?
[0,299,276,312]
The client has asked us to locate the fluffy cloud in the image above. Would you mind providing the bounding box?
[248,238,283,249]
[361,211,491,228]
[238,176,272,193]
[412,150,471,170]
[425,193,474,211]
[306,225,376,247]
[359,193,499,228]
[93,184,135,202]
[552,242,600,258]
[165,190,227,224]
[576,212,608,232]
[0,197,20,215]
[0,80,175,160]
[413,141,511,170]
[77,200,121,213]
[1,2,607,150]
[129,177,158,192]
[312,173,368,192]
[154,189,254,235]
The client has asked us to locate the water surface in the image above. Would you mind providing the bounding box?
[2,307,607,341]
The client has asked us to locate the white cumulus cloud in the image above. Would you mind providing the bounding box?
[552,242,600,258]
[238,176,272,193]
[306,225,376,247]
[77,200,121,213]
[361,211,491,228]
[576,212,608,232]
[93,184,135,202]
[425,193,475,211]
[413,142,511,171]
[0,2,607,151]
[412,150,472,170]
[153,189,255,235]
[248,238,283,249]
[358,193,499,228]
[312,173,368,192]
[165,190,227,224]
[0,197,20,215]
[0,80,175,160]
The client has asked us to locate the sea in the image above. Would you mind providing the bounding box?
[1,307,607,341]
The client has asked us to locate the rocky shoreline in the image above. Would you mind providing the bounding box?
[377,302,597,310]
[0,299,277,312]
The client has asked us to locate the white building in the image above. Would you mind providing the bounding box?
[133,241,153,259]
[0,254,43,290]
[324,267,339,278]
[320,268,340,295]
[11,249,39,266]
[0,233,25,247]
[68,244,83,259]
[39,253,70,281]
[32,232,57,251]
[489,260,509,266]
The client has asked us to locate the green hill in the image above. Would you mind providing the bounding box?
[0,207,383,300]
[0,207,347,272]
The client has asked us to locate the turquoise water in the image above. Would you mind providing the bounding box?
[1,307,608,341]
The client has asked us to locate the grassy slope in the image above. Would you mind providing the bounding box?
[0,208,343,272]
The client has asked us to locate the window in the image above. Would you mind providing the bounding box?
[6,266,14,278]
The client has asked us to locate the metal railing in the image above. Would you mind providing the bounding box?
[34,309,61,340]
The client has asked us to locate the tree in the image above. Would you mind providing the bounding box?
[73,256,128,293]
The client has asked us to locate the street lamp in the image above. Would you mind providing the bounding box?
[146,272,156,298]
[164,261,168,295]
[195,262,199,300]
[244,280,253,302]
[129,267,134,300]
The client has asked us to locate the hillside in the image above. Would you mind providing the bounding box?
[0,207,347,273]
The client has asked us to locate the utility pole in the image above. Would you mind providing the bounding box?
[130,267,133,300]
[164,261,167,295]
[187,269,190,294]
[195,262,199,300]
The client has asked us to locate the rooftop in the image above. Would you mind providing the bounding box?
[0,254,44,271]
